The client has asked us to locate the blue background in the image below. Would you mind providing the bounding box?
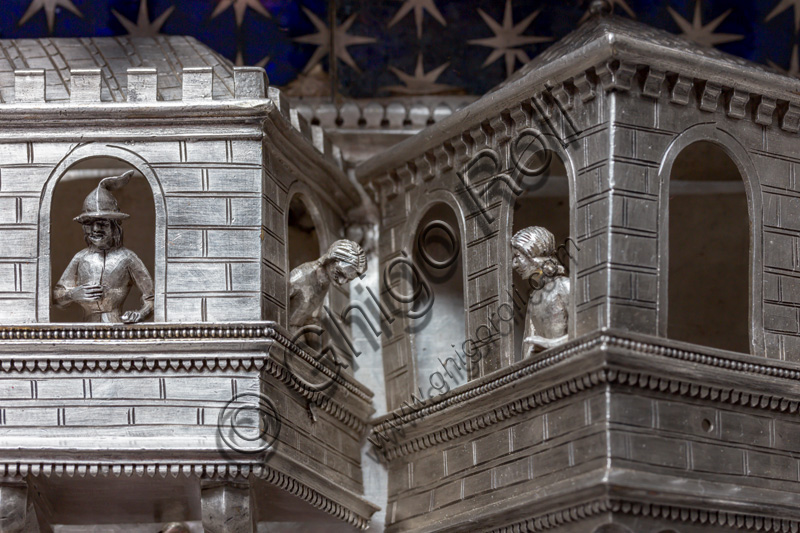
[0,0,793,98]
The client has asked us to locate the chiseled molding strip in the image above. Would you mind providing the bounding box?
[486,498,800,533]
[0,461,369,530]
[372,333,800,460]
[368,60,799,192]
[0,324,370,433]
[0,323,372,402]
[259,464,370,530]
[373,334,608,435]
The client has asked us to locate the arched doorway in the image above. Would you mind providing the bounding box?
[287,193,323,272]
[511,152,571,361]
[411,202,466,396]
[49,158,155,323]
[667,141,750,352]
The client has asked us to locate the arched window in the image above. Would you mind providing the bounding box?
[667,141,749,352]
[511,152,570,361]
[285,191,340,360]
[287,194,322,271]
[412,203,466,394]
[49,158,155,323]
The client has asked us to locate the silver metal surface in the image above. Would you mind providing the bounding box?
[2,1,800,531]
[511,227,569,354]
[288,239,367,332]
[53,171,154,323]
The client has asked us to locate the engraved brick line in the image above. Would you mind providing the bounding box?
[467,265,498,281]
[373,338,800,459]
[151,162,262,170]
[613,154,660,168]
[763,185,800,200]
[614,120,678,136]
[83,38,121,102]
[38,39,69,98]
[262,257,285,277]
[182,36,234,97]
[13,263,21,292]
[261,225,285,247]
[405,418,800,509]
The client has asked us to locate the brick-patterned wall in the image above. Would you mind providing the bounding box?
[605,80,800,360]
[384,386,800,532]
[0,141,72,322]
[385,391,608,530]
[0,370,261,450]
[608,390,800,484]
[158,138,264,322]
[261,145,288,327]
[263,374,364,494]
[752,127,800,360]
[0,136,302,325]
[376,89,614,409]
[588,90,674,335]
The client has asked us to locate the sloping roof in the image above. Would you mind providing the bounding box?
[358,12,800,181]
[499,13,792,91]
[0,36,235,103]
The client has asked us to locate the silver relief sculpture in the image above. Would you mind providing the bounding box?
[289,239,367,333]
[511,227,570,353]
[53,171,154,323]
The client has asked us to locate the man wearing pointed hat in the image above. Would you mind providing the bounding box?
[54,171,154,323]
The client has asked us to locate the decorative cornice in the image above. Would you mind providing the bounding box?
[0,323,275,341]
[371,332,800,460]
[259,464,371,530]
[0,322,370,396]
[487,499,800,533]
[0,322,372,432]
[293,96,477,132]
[0,460,370,530]
[373,368,605,460]
[358,60,800,189]
[486,498,611,533]
[372,334,607,435]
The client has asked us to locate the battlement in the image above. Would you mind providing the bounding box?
[267,86,344,169]
[9,65,267,104]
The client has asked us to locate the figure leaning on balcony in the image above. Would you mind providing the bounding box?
[289,239,367,336]
[511,226,570,354]
[54,171,154,324]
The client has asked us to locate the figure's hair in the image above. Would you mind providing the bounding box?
[83,219,123,249]
[511,226,556,258]
[325,239,367,274]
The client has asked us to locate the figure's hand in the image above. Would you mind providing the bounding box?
[121,311,142,324]
[523,334,568,354]
[71,284,103,302]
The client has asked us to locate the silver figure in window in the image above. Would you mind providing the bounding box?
[511,226,570,353]
[289,239,367,333]
[53,171,154,323]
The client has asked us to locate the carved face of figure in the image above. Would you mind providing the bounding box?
[512,246,538,279]
[83,218,114,250]
[326,260,360,286]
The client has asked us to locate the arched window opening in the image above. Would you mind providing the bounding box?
[286,193,329,355]
[412,203,466,395]
[50,158,155,323]
[668,141,749,353]
[287,194,322,271]
[511,153,570,362]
